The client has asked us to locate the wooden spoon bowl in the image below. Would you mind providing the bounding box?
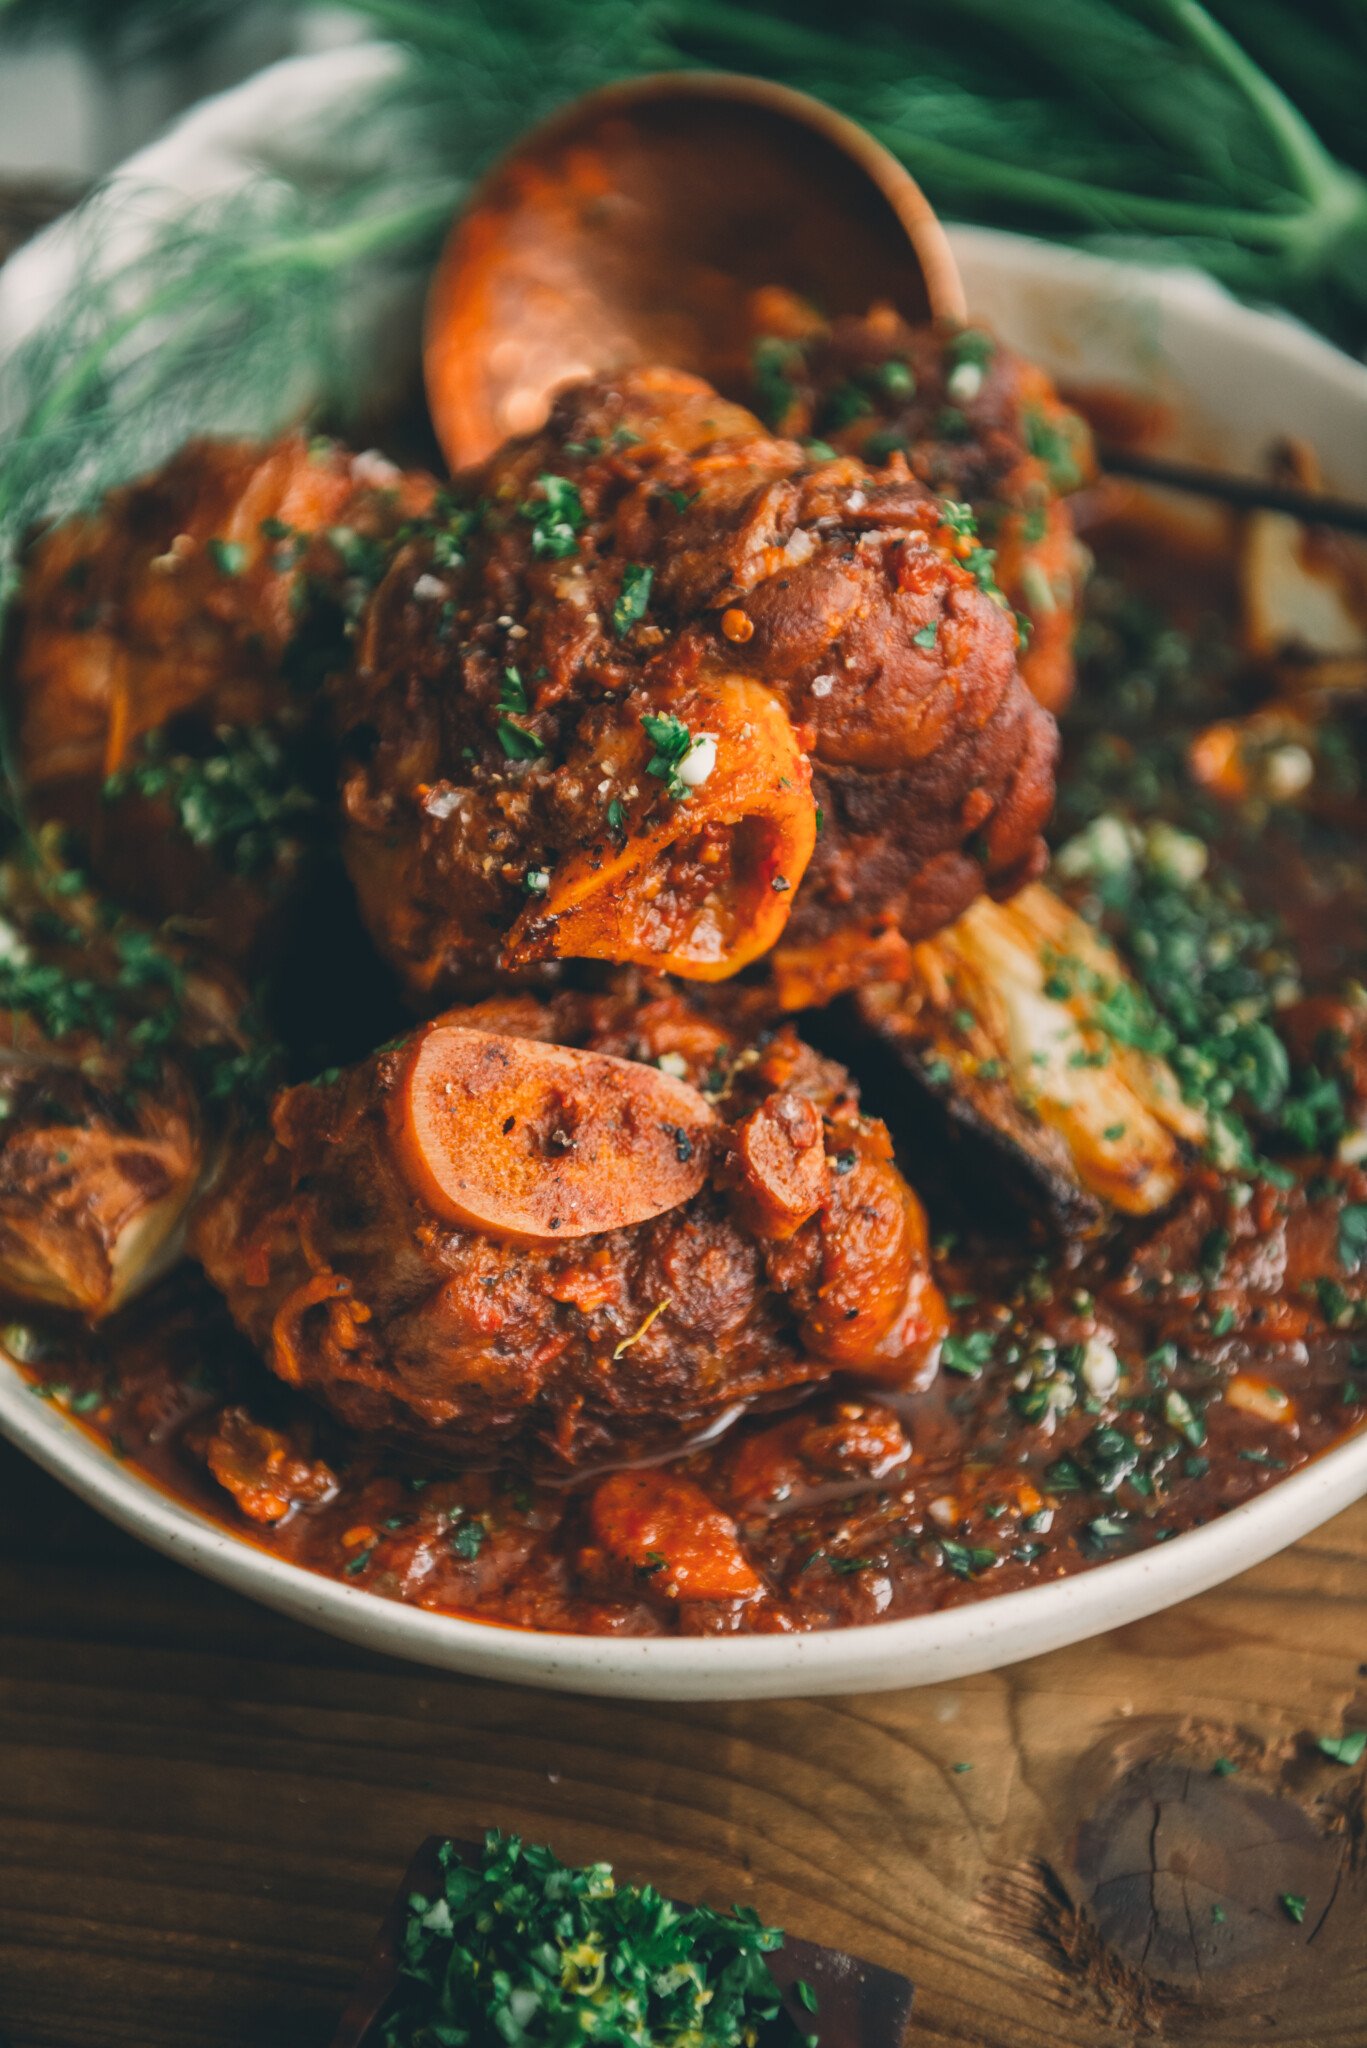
[425,71,965,471]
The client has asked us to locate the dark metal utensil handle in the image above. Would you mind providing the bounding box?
[1099,444,1367,536]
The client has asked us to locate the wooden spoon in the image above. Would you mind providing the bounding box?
[425,71,965,471]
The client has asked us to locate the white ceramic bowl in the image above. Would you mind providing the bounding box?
[2,48,1366,1699]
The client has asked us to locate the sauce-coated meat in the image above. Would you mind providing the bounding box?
[191,986,947,1466]
[740,298,1094,714]
[334,366,1056,1004]
[10,434,434,962]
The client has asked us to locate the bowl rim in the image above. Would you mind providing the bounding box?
[2,44,1366,1700]
[3,1349,1366,1699]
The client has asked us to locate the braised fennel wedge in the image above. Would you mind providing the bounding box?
[857,882,1207,1234]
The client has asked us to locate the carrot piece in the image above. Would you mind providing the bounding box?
[769,923,915,1011]
[203,1408,338,1525]
[588,1470,762,1601]
[390,1023,717,1244]
[504,671,816,981]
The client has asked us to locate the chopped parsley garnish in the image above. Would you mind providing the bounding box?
[520,474,585,559]
[751,336,804,429]
[206,536,246,576]
[1338,1204,1367,1271]
[942,1330,994,1379]
[912,622,939,650]
[939,1539,997,1578]
[612,562,654,638]
[382,1830,805,2048]
[934,499,1000,597]
[947,328,995,374]
[641,712,695,800]
[1317,1729,1366,1766]
[1317,1277,1352,1326]
[1048,823,1331,1169]
[823,381,874,430]
[0,864,279,1107]
[103,722,318,877]
[876,358,916,397]
[499,666,529,714]
[497,716,547,761]
[1023,405,1085,491]
[1055,1424,1140,1495]
[431,498,482,570]
[1164,1388,1206,1447]
[450,1517,486,1561]
[1280,1892,1307,1925]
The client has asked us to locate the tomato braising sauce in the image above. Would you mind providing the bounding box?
[13,520,1367,1636]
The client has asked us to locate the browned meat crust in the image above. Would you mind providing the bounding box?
[191,985,948,1466]
[740,299,1095,715]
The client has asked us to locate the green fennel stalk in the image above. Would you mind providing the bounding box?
[3,0,1367,667]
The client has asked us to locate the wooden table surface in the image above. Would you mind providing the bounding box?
[2,1437,1365,2048]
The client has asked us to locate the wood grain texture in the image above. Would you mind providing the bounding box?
[1,1440,1365,2048]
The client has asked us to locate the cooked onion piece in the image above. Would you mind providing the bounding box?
[0,861,254,1319]
[1240,443,1367,693]
[505,672,814,977]
[858,881,1205,1229]
[392,1021,717,1243]
[0,1026,200,1318]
